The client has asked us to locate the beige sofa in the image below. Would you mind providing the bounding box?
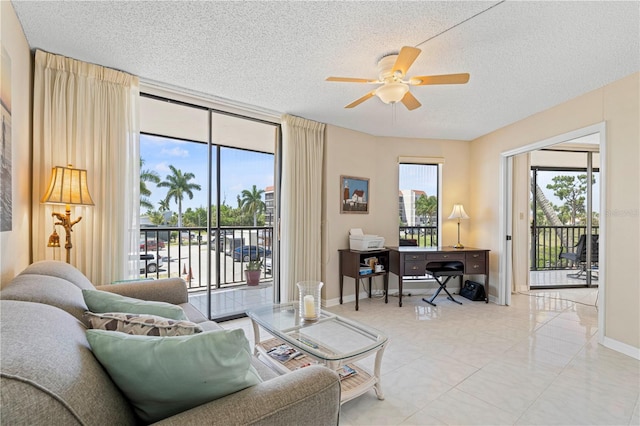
[0,260,341,425]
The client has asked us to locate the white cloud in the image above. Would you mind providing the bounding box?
[155,162,171,173]
[160,146,189,158]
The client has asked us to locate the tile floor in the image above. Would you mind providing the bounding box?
[221,288,639,425]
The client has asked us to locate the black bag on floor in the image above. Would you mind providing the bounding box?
[460,280,485,301]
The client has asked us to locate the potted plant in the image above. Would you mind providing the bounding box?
[245,257,262,286]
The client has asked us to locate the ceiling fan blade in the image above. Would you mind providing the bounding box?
[410,73,470,86]
[345,91,376,108]
[392,46,421,76]
[401,91,421,111]
[326,77,377,83]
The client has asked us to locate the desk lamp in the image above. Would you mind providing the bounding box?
[41,165,94,263]
[449,204,469,249]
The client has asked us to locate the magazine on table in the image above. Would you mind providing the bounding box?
[267,344,302,362]
[337,365,357,380]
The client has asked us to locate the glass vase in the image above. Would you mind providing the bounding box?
[296,281,323,321]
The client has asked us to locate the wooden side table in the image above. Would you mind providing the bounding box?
[338,248,389,310]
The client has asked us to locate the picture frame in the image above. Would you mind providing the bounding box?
[340,175,369,214]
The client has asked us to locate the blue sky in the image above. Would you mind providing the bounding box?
[140,134,274,212]
[398,164,438,197]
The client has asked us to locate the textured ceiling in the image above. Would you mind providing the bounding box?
[11,1,640,140]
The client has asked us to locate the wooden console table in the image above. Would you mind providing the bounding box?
[338,248,389,311]
[388,246,490,307]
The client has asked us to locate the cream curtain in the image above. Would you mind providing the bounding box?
[32,50,139,284]
[280,114,325,302]
[511,152,531,293]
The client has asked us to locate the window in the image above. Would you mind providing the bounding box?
[398,163,439,246]
[139,94,278,319]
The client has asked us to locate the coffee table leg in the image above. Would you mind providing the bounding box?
[250,319,261,356]
[373,344,386,400]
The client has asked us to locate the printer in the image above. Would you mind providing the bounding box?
[349,228,385,251]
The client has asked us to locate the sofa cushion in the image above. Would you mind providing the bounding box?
[83,289,188,320]
[1,274,90,325]
[85,311,203,336]
[0,300,137,425]
[96,278,188,305]
[86,329,262,423]
[19,260,95,289]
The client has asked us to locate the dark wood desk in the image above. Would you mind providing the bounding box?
[338,248,389,311]
[388,246,490,307]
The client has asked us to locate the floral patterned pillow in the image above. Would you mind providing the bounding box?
[85,311,203,336]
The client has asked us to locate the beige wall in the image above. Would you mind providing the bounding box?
[321,124,471,304]
[0,2,32,287]
[470,72,640,351]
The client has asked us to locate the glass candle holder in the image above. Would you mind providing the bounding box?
[297,281,323,321]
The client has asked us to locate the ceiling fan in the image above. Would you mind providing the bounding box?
[326,46,470,111]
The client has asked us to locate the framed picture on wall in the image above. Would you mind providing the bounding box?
[340,175,369,214]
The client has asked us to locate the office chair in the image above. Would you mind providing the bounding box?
[422,261,464,306]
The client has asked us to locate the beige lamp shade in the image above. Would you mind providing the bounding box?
[448,204,469,220]
[41,165,94,206]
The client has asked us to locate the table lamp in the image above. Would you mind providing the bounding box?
[448,204,469,249]
[41,164,94,263]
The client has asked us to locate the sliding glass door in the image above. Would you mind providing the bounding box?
[139,94,279,319]
[530,149,599,288]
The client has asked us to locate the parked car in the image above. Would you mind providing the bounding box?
[232,245,271,262]
[210,237,224,251]
[224,237,246,255]
[264,256,272,274]
[140,239,165,251]
[140,253,163,273]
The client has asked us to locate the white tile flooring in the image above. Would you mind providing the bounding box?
[221,288,639,425]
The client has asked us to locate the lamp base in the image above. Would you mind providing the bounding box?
[453,243,465,249]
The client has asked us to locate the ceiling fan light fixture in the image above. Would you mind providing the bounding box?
[375,82,409,104]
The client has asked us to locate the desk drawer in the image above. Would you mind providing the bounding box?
[404,261,426,275]
[425,253,465,262]
[466,252,486,262]
[466,252,486,274]
[403,253,426,261]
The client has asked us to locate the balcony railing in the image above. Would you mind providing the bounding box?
[399,225,438,247]
[139,226,273,291]
[531,225,599,270]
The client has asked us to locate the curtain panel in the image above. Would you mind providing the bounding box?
[32,50,140,284]
[280,114,325,302]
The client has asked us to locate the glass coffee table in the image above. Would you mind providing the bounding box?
[246,303,388,403]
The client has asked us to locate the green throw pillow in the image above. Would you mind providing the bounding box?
[82,289,187,320]
[86,329,262,423]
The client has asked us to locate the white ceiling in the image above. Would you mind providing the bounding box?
[11,1,640,141]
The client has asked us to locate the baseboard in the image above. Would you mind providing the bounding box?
[601,336,640,360]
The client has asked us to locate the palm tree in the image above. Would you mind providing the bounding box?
[157,165,201,227]
[240,185,265,227]
[415,194,437,225]
[140,159,160,210]
[157,199,170,212]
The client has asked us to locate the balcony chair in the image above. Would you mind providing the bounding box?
[422,261,464,306]
[559,234,599,280]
